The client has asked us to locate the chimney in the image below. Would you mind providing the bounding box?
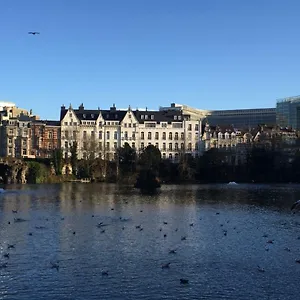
[110,103,116,112]
[79,103,84,111]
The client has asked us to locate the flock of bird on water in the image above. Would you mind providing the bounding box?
[1,191,300,286]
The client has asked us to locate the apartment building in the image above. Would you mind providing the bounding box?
[60,104,202,161]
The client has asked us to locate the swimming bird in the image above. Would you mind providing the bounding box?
[7,244,15,249]
[180,278,189,284]
[291,200,300,211]
[102,270,108,276]
[50,261,59,271]
[169,249,177,254]
[0,263,8,269]
[295,259,300,264]
[3,253,9,258]
[12,210,17,214]
[181,236,187,241]
[161,262,171,269]
[28,31,40,35]
[163,221,168,225]
[257,265,265,272]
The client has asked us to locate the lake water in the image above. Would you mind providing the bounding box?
[1,183,300,300]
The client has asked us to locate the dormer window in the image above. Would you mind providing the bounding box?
[178,116,181,120]
[91,114,94,118]
[83,114,86,118]
[141,115,144,119]
[145,115,148,120]
[151,115,154,120]
[115,114,118,119]
[129,114,131,118]
[174,116,177,120]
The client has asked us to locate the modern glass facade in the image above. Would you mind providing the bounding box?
[206,108,276,128]
[276,96,300,130]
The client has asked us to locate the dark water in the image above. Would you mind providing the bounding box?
[1,183,300,300]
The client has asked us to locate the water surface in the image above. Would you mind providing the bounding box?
[0,183,300,300]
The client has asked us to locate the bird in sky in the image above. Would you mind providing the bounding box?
[28,32,40,35]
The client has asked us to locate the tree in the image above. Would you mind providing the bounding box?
[117,142,136,173]
[51,148,63,175]
[70,141,78,176]
[139,145,161,171]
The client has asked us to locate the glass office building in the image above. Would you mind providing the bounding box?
[206,108,276,128]
[276,96,300,130]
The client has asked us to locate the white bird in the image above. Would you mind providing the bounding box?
[291,200,300,211]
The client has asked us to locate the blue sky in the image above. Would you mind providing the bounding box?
[1,0,300,120]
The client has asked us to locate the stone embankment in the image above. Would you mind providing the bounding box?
[0,158,28,184]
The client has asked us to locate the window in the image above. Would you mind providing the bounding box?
[169,132,172,140]
[195,143,199,150]
[22,149,27,155]
[64,122,68,126]
[161,123,167,127]
[83,142,87,150]
[83,131,87,139]
[141,115,144,119]
[145,115,148,120]
[69,113,72,118]
[162,153,166,159]
[181,133,184,140]
[169,153,172,160]
[22,140,27,146]
[9,129,13,135]
[129,114,132,118]
[195,124,199,131]
[73,131,77,139]
[8,138,12,144]
[83,114,86,118]
[91,114,94,118]
[162,132,166,140]
[141,142,144,149]
[169,143,172,150]
[175,153,179,161]
[188,124,192,131]
[132,142,135,148]
[155,132,159,140]
[99,131,103,139]
[114,142,117,149]
[106,142,110,150]
[132,132,135,139]
[124,123,127,127]
[129,123,132,128]
[65,141,68,148]
[178,116,181,120]
[163,143,166,150]
[99,142,102,150]
[141,132,144,140]
[174,115,177,120]
[99,121,102,126]
[114,131,118,139]
[48,131,53,139]
[91,131,95,138]
[124,131,128,140]
[148,132,151,139]
[188,143,192,151]
[65,131,69,139]
[181,143,184,150]
[106,131,110,139]
[151,115,154,120]
[175,143,178,150]
[175,132,178,140]
[8,148,12,154]
[155,142,159,148]
[74,122,77,126]
[48,143,52,150]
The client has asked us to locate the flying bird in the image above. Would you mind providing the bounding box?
[291,200,300,211]
[28,32,40,35]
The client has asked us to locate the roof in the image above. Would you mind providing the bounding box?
[133,109,182,124]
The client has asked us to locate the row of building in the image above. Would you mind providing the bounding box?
[0,96,299,161]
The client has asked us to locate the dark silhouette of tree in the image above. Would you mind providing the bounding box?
[70,141,78,176]
[139,145,161,171]
[51,148,63,175]
[117,142,136,174]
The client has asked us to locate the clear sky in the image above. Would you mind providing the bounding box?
[1,0,300,120]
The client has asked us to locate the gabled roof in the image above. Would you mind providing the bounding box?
[101,109,127,121]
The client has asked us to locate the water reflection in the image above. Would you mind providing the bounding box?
[0,183,300,299]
